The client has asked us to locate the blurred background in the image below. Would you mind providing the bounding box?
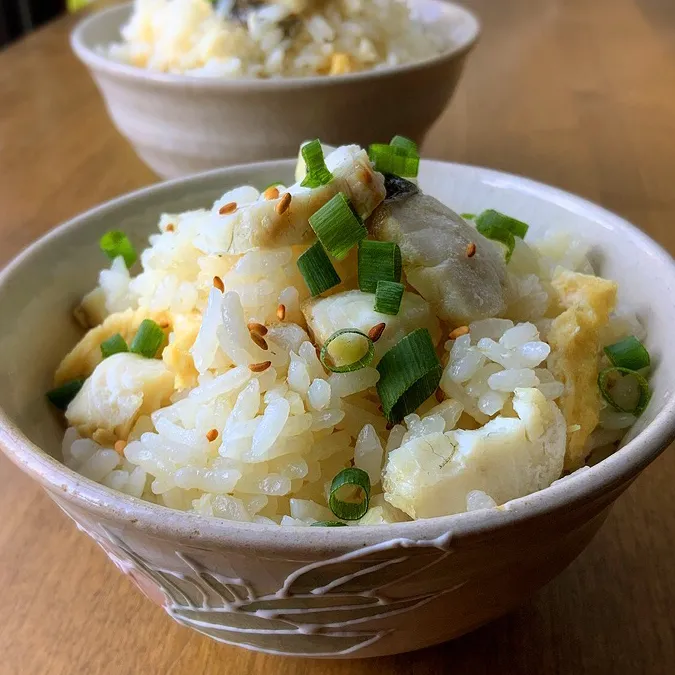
[0,0,66,46]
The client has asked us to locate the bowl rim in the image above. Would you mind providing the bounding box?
[1,157,674,552]
[69,0,481,91]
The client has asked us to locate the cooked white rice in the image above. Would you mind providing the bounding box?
[105,0,450,78]
[56,144,646,526]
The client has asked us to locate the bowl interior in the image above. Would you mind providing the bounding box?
[72,0,481,84]
[0,160,674,507]
[0,163,291,459]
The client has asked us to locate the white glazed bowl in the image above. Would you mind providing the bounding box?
[1,160,674,658]
[70,1,480,179]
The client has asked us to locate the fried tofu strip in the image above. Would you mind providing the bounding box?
[547,270,617,469]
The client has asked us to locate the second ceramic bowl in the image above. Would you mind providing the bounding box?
[70,1,480,179]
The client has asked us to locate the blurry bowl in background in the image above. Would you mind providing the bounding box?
[70,1,480,179]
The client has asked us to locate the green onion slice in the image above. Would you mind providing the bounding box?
[461,213,476,220]
[604,336,650,371]
[374,280,404,315]
[130,319,165,359]
[297,241,341,296]
[368,144,420,178]
[320,329,375,373]
[67,0,92,13]
[300,139,333,188]
[309,193,367,260]
[100,333,129,359]
[358,240,402,293]
[329,467,371,521]
[389,135,418,154]
[262,181,284,191]
[99,231,137,268]
[310,521,348,527]
[475,209,529,239]
[475,222,516,263]
[377,328,443,423]
[46,379,85,411]
[598,367,651,416]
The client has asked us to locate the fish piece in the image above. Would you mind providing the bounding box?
[368,193,508,324]
[382,388,566,518]
[357,494,411,525]
[301,289,441,363]
[381,174,419,203]
[66,353,175,444]
[547,270,617,469]
[222,145,385,254]
[55,308,171,386]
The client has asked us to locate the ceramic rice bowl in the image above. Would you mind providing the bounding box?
[1,159,674,658]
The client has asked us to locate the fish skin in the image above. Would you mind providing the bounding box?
[368,193,508,324]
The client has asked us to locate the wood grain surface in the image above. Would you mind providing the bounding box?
[1,0,674,673]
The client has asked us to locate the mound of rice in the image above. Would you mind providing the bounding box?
[57,146,646,526]
[105,0,450,78]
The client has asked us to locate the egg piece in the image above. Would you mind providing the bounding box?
[65,352,175,444]
[302,289,441,363]
[368,193,508,324]
[382,388,566,518]
[162,312,202,390]
[54,308,171,386]
[219,145,384,254]
[547,270,618,469]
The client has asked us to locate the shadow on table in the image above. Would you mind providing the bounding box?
[300,607,552,675]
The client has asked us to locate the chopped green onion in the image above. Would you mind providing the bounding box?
[358,240,402,293]
[262,181,284,191]
[604,336,650,371]
[67,0,93,13]
[377,329,443,423]
[368,144,420,178]
[300,139,333,188]
[475,209,529,239]
[99,231,137,268]
[461,213,476,220]
[100,333,128,359]
[598,367,651,416]
[389,135,418,154]
[329,467,371,521]
[374,280,404,315]
[474,209,528,263]
[475,222,516,263]
[320,329,374,373]
[310,521,348,527]
[130,319,165,359]
[309,193,367,260]
[46,379,85,411]
[297,241,341,296]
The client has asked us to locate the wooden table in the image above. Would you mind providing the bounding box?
[1,0,674,672]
